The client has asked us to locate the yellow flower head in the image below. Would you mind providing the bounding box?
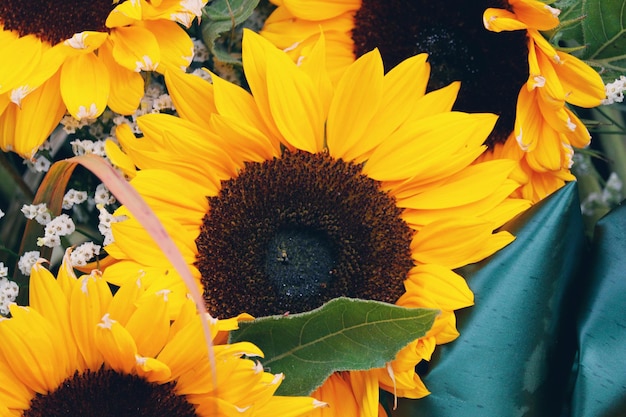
[0,0,207,159]
[260,0,606,202]
[104,30,531,415]
[0,249,323,416]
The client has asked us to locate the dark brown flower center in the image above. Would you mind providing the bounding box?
[352,0,529,146]
[0,0,116,45]
[195,151,414,318]
[24,367,197,417]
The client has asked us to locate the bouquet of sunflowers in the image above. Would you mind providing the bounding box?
[0,0,624,416]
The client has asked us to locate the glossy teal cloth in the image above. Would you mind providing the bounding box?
[570,201,626,416]
[393,183,612,416]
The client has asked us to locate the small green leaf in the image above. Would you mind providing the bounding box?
[229,297,439,396]
[201,0,260,64]
[581,0,626,81]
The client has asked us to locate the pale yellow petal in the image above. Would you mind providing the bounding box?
[266,48,324,153]
[164,68,216,130]
[0,34,43,94]
[7,72,66,159]
[326,48,384,160]
[110,25,160,72]
[95,315,138,374]
[100,40,144,115]
[124,289,170,357]
[282,0,359,20]
[60,53,110,120]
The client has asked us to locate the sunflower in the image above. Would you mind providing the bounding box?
[104,30,531,415]
[0,248,323,416]
[260,0,606,202]
[0,0,206,159]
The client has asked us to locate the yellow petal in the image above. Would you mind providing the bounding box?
[95,314,138,374]
[554,51,605,107]
[110,25,160,72]
[143,20,194,72]
[345,53,431,163]
[363,112,496,182]
[60,53,110,120]
[29,260,78,375]
[106,0,143,27]
[401,264,473,311]
[241,29,285,140]
[483,8,528,32]
[327,48,384,160]
[412,218,514,269]
[70,274,112,370]
[348,370,380,417]
[282,0,359,20]
[397,159,516,209]
[124,289,171,357]
[6,72,66,159]
[510,0,560,30]
[266,46,324,153]
[100,40,144,115]
[164,68,216,130]
[210,70,281,152]
[1,306,68,393]
[135,356,172,382]
[0,34,43,94]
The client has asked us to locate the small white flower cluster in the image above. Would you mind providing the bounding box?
[70,242,101,267]
[0,262,19,316]
[37,214,76,248]
[98,204,124,246]
[94,183,116,206]
[21,203,76,248]
[602,75,626,105]
[192,38,210,62]
[62,188,89,210]
[21,203,51,225]
[17,251,40,276]
[23,154,52,173]
[109,80,175,137]
[60,114,93,134]
[190,67,213,81]
[0,209,4,219]
[70,139,107,157]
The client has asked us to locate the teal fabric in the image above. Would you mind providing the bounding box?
[393,183,626,416]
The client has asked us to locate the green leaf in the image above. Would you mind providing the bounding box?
[581,0,626,81]
[570,201,626,417]
[200,0,260,64]
[229,297,439,396]
[394,182,587,416]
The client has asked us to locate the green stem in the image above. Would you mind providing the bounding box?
[593,107,626,185]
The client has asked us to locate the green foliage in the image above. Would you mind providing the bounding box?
[201,0,261,64]
[230,297,439,396]
[555,0,626,81]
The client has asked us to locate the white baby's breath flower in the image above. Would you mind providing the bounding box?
[70,242,101,267]
[44,214,76,237]
[63,189,89,210]
[94,183,116,206]
[21,203,47,221]
[17,251,40,276]
[0,276,19,316]
[603,75,626,105]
